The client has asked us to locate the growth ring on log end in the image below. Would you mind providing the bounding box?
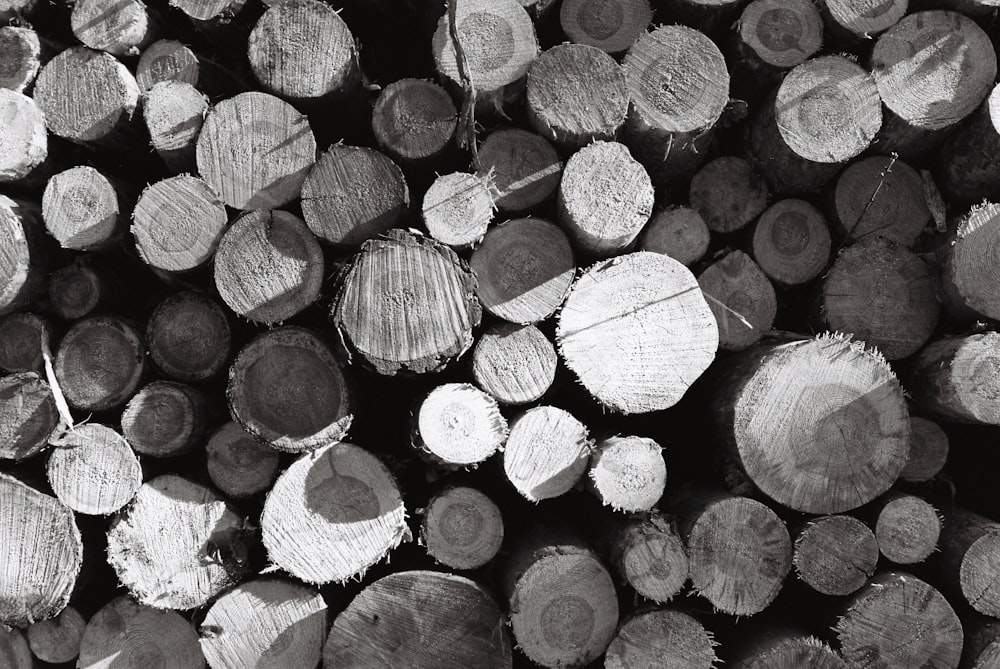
[556,252,718,413]
[605,609,716,669]
[78,597,203,669]
[331,229,481,375]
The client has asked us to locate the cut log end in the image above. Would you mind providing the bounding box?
[121,381,206,457]
[690,156,769,234]
[943,202,1000,322]
[77,597,203,669]
[559,0,653,54]
[47,423,141,515]
[588,435,666,512]
[874,493,940,564]
[605,609,716,669]
[0,372,57,461]
[0,628,30,669]
[0,197,40,316]
[48,261,103,320]
[940,508,1000,618]
[214,209,323,324]
[261,442,408,584]
[0,313,50,374]
[609,511,689,602]
[415,383,507,467]
[0,90,46,183]
[824,0,907,38]
[136,39,199,93]
[792,515,878,596]
[70,0,152,57]
[470,217,575,324]
[503,406,591,502]
[372,78,456,163]
[751,199,830,286]
[738,0,823,70]
[900,416,949,483]
[698,250,777,351]
[0,27,42,94]
[54,316,146,412]
[169,0,246,23]
[906,332,1000,425]
[228,327,352,453]
[42,166,121,252]
[477,127,562,211]
[832,156,930,246]
[144,80,208,174]
[147,291,231,382]
[638,206,710,267]
[472,322,557,406]
[422,172,494,249]
[422,486,504,570]
[26,605,85,664]
[731,634,846,669]
[206,422,280,498]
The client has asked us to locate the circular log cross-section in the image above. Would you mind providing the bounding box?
[0,313,50,374]
[70,0,152,57]
[331,230,481,375]
[503,405,592,502]
[792,515,878,596]
[731,634,846,669]
[689,156,769,234]
[609,511,689,603]
[836,572,963,669]
[206,422,281,499]
[228,327,352,453]
[905,333,1000,425]
[751,199,830,286]
[147,291,231,382]
[0,474,82,627]
[48,261,104,321]
[557,140,654,257]
[54,316,146,413]
[200,579,328,669]
[197,91,317,209]
[372,78,457,164]
[301,144,409,248]
[713,334,910,514]
[169,0,245,23]
[605,609,716,669]
[0,90,46,183]
[415,383,507,467]
[470,217,575,325]
[422,486,504,570]
[248,0,358,101]
[261,442,408,584]
[0,27,42,94]
[874,493,941,565]
[27,606,85,664]
[588,435,666,512]
[940,85,1000,205]
[557,252,718,414]
[106,474,247,610]
[78,597,203,669]
[824,0,907,40]
[472,322,557,406]
[131,174,229,273]
[476,128,562,211]
[559,0,653,54]
[0,197,42,317]
[0,372,57,462]
[144,80,208,174]
[698,250,777,351]
[324,571,512,669]
[737,0,823,73]
[900,416,949,483]
[47,424,142,515]
[942,202,1000,322]
[213,209,324,325]
[135,39,199,93]
[42,166,121,252]
[939,507,1000,618]
[831,156,931,247]
[121,381,207,458]
[422,172,494,249]
[639,206,710,267]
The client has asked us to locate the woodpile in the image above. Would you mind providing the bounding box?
[2,1,1000,667]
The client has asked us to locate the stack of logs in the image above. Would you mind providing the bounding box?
[2,0,1000,666]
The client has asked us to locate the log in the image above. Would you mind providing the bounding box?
[502,535,618,668]
[169,0,246,25]
[820,0,907,43]
[621,25,729,182]
[143,80,208,174]
[476,127,562,211]
[0,628,30,669]
[77,596,203,669]
[431,0,539,114]
[0,196,44,317]
[558,0,653,54]
[638,206,710,267]
[0,312,50,373]
[835,572,963,668]
[587,435,666,512]
[421,485,504,569]
[608,510,689,602]
[33,46,140,145]
[471,322,557,406]
[248,0,358,102]
[830,155,931,246]
[0,474,82,626]
[0,90,46,183]
[48,260,107,320]
[46,423,141,515]
[131,174,228,273]
[503,405,591,502]
[899,416,949,483]
[106,474,248,609]
[605,609,716,669]
[200,578,327,669]
[556,252,718,413]
[792,514,878,596]
[0,372,58,461]
[213,209,324,324]
[748,53,882,193]
[135,39,199,93]
[557,140,653,257]
[678,489,791,615]
[0,26,42,93]
[414,382,507,467]
[689,156,769,234]
[147,291,231,382]
[871,492,941,564]
[26,605,85,664]
[697,250,777,351]
[205,421,280,498]
[422,172,494,248]
[525,43,629,148]
[331,230,481,375]
[940,202,1000,322]
[70,0,154,57]
[820,237,940,360]
[196,91,316,209]
[904,333,1000,425]
[228,326,352,452]
[871,10,996,158]
[734,0,823,81]
[938,507,1000,618]
[42,166,123,251]
[324,570,512,668]
[120,381,208,457]
[729,632,846,669]
[711,333,910,514]
[260,442,409,584]
[300,144,409,247]
[940,85,1000,206]
[53,316,146,412]
[371,78,457,164]
[750,198,830,286]
[469,217,575,324]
